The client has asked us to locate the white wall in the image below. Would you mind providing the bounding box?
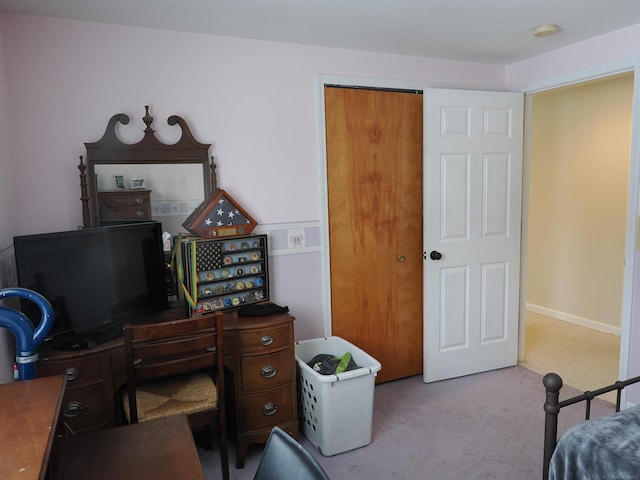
[507,23,640,88]
[0,21,18,252]
[3,12,640,390]
[0,19,19,383]
[1,14,505,238]
[527,75,633,332]
[0,14,505,381]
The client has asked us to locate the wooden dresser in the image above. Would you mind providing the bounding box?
[38,347,117,435]
[223,312,298,468]
[97,189,152,224]
[37,309,298,468]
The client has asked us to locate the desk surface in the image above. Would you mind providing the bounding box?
[56,415,205,480]
[0,375,66,480]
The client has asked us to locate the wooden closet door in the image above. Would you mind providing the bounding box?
[325,86,423,383]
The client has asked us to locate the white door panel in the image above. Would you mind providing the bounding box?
[424,88,524,383]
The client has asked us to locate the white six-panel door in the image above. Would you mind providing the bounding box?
[423,89,524,383]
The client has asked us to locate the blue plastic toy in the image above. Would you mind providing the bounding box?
[0,287,54,380]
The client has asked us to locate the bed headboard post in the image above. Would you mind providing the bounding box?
[542,373,563,480]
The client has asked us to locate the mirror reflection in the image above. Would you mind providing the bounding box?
[95,164,205,234]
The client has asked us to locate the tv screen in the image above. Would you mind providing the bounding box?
[13,221,168,348]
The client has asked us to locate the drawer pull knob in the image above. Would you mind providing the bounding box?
[260,335,274,346]
[261,365,278,379]
[64,367,79,381]
[206,346,217,353]
[63,402,84,418]
[135,210,145,217]
[135,198,144,205]
[262,402,278,416]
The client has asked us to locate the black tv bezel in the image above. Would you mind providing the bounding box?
[13,221,169,348]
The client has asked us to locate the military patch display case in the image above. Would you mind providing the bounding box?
[178,234,269,315]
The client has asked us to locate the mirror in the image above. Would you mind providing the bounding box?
[94,164,206,234]
[80,106,215,233]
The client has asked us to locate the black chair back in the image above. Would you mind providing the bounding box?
[254,427,330,480]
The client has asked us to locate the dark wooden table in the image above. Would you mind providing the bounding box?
[55,414,205,480]
[0,375,66,480]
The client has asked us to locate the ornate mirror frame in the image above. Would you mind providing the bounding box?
[79,106,216,228]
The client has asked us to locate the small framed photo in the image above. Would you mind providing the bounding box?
[112,174,125,190]
[131,177,145,190]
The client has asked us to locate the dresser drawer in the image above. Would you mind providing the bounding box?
[60,382,109,433]
[39,353,105,388]
[99,206,151,220]
[98,190,152,221]
[98,191,150,207]
[239,348,293,392]
[240,385,294,430]
[236,325,291,354]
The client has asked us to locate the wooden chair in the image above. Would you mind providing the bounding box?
[122,312,229,480]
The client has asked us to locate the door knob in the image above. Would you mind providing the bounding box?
[430,251,442,261]
[397,255,406,263]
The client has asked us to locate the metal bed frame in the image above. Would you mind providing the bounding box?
[542,372,640,480]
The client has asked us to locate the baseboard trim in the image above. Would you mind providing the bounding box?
[526,303,621,336]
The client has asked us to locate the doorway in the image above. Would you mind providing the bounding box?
[522,72,633,388]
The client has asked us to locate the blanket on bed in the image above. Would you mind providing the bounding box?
[549,404,640,480]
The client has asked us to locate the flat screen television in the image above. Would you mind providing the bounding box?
[13,221,168,349]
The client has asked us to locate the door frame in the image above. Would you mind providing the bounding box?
[515,56,640,405]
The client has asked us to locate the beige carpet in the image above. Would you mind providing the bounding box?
[520,310,620,403]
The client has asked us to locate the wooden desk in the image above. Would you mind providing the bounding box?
[38,309,298,468]
[0,375,66,480]
[55,415,203,480]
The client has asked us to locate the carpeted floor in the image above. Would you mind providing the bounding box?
[199,311,620,479]
[520,311,620,403]
[199,366,615,480]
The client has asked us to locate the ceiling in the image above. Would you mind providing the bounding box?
[2,0,640,65]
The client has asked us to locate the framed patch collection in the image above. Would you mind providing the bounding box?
[178,234,269,315]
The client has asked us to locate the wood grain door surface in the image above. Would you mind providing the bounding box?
[325,86,423,383]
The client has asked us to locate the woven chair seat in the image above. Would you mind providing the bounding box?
[122,372,217,423]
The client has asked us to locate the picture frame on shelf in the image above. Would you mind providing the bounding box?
[131,177,145,190]
[112,174,125,190]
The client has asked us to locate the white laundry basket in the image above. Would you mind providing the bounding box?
[295,336,382,456]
